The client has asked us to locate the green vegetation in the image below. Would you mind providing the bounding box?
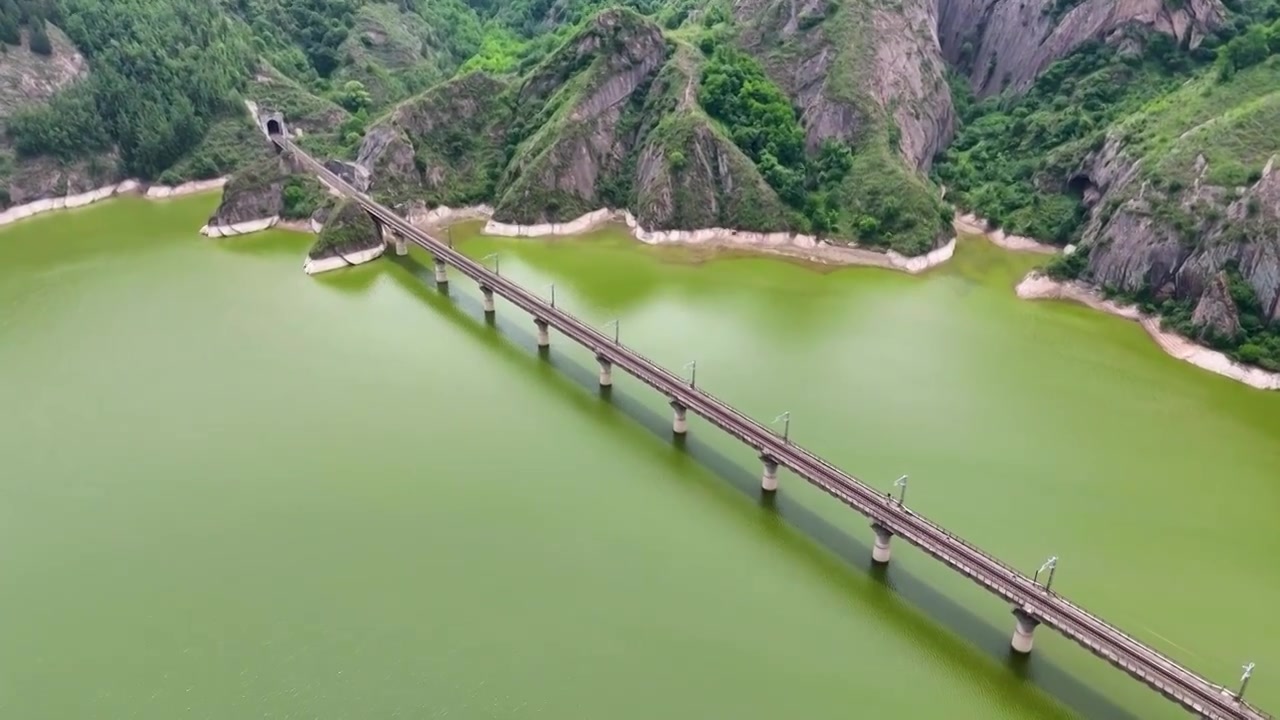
[1118,57,1280,191]
[699,46,807,206]
[1151,264,1280,371]
[697,43,945,252]
[0,0,55,51]
[7,0,255,179]
[311,198,378,257]
[939,3,1280,247]
[936,39,1185,244]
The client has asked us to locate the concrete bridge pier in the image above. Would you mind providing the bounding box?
[1010,608,1041,654]
[433,257,448,285]
[871,522,893,564]
[597,356,613,387]
[761,455,779,492]
[392,233,407,256]
[671,401,688,435]
[480,286,495,314]
[535,319,550,348]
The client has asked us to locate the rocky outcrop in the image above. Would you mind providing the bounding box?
[0,25,86,122]
[735,0,953,171]
[304,199,385,274]
[938,0,1225,97]
[203,159,289,233]
[493,8,671,223]
[357,71,511,209]
[1191,272,1242,340]
[1074,133,1280,325]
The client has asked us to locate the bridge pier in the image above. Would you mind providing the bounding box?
[761,455,779,492]
[597,356,613,387]
[1011,608,1040,654]
[535,318,550,348]
[480,286,495,314]
[871,522,893,564]
[671,401,688,435]
[433,258,448,285]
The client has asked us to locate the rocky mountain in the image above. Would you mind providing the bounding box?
[939,0,1224,96]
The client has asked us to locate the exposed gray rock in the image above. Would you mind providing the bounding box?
[205,159,289,227]
[1076,135,1280,324]
[0,25,86,122]
[735,0,954,170]
[493,9,671,222]
[1191,271,1241,340]
[324,159,370,192]
[938,0,1225,97]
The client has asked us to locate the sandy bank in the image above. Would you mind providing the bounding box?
[953,213,1059,254]
[1016,273,1280,390]
[478,207,956,274]
[0,177,230,229]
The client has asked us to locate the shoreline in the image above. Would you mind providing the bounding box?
[15,184,1274,389]
[431,206,958,274]
[953,213,1059,254]
[303,242,385,275]
[0,177,229,228]
[1016,273,1280,390]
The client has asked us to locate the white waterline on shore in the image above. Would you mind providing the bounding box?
[434,206,957,274]
[1017,273,1280,391]
[303,243,385,275]
[953,213,1059,254]
[0,177,229,228]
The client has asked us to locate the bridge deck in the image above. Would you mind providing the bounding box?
[279,136,1270,720]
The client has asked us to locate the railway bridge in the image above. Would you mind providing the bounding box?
[270,128,1270,720]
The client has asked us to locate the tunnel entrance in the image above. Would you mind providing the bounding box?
[266,118,282,136]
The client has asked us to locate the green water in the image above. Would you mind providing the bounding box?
[1,195,1278,719]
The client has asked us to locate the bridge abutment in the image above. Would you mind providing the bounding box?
[671,401,688,435]
[535,319,550,348]
[1010,608,1040,654]
[871,522,893,564]
[480,286,495,314]
[433,258,448,285]
[761,455,779,492]
[597,356,613,387]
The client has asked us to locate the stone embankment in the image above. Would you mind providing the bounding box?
[1017,273,1280,390]
[477,207,957,274]
[0,177,229,228]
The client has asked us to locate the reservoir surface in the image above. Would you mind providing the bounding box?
[1,194,1278,719]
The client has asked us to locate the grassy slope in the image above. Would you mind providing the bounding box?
[1119,56,1280,189]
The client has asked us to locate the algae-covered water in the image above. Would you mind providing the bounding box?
[1,195,1277,719]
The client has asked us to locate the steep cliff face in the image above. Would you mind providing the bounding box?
[493,8,671,222]
[938,0,1225,97]
[356,9,793,233]
[1071,61,1280,327]
[733,0,953,171]
[206,158,289,227]
[358,71,511,210]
